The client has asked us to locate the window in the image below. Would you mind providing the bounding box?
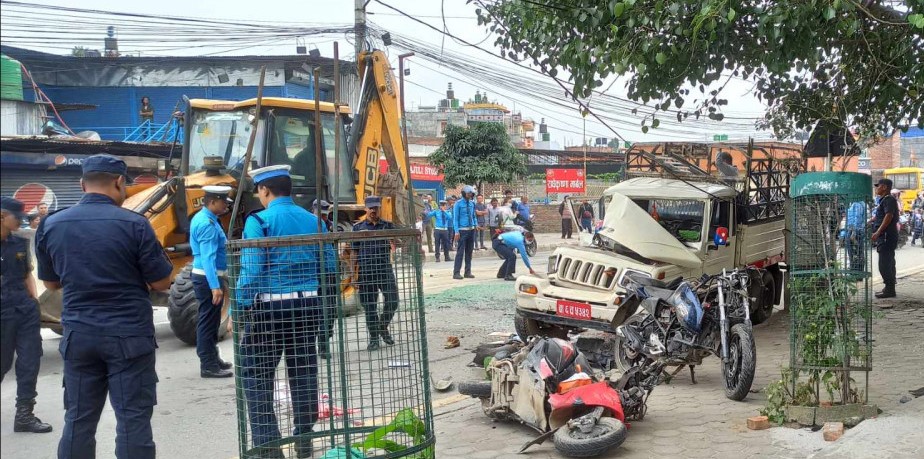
[439,121,448,136]
[321,114,355,203]
[267,113,317,188]
[187,110,262,172]
[631,198,706,244]
[709,200,731,242]
[889,173,918,191]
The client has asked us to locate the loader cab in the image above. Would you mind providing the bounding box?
[183,97,355,212]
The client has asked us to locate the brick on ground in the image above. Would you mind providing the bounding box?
[823,422,844,442]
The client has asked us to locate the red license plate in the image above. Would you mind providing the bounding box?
[556,300,592,320]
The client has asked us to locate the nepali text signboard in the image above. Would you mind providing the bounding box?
[379,159,445,181]
[546,168,585,193]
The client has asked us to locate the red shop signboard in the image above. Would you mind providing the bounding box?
[546,168,585,193]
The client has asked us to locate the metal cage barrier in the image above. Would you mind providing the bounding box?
[789,172,873,406]
[226,228,434,459]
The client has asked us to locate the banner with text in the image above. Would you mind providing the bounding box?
[378,160,445,181]
[546,168,585,193]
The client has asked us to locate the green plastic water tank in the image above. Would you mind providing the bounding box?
[1,54,25,101]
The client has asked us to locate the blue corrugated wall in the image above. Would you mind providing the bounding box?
[40,84,329,141]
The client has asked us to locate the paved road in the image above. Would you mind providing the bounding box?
[2,241,921,459]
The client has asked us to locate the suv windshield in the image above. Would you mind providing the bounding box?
[187,109,263,172]
[631,198,705,245]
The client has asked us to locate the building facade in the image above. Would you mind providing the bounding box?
[1,46,357,141]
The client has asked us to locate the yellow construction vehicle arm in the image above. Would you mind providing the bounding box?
[352,49,412,225]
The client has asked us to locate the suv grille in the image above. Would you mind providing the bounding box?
[558,256,618,289]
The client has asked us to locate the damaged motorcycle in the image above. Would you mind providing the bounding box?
[614,268,757,401]
[458,337,663,457]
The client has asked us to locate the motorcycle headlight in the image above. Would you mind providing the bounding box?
[547,255,559,274]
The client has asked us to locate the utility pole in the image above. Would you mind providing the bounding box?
[398,53,414,148]
[355,0,367,61]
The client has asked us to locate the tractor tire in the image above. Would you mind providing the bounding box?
[458,381,492,399]
[167,264,230,346]
[553,417,628,457]
[750,271,776,326]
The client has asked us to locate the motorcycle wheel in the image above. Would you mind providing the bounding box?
[723,323,756,401]
[614,314,647,372]
[553,417,627,458]
[458,381,492,399]
[525,234,538,257]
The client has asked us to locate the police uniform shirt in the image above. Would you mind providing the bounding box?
[190,206,227,289]
[34,193,174,336]
[452,198,477,230]
[427,209,453,230]
[352,219,395,263]
[874,194,900,243]
[0,234,34,318]
[235,196,336,308]
[498,231,533,270]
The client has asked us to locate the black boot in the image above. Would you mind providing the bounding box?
[381,328,395,346]
[368,334,381,351]
[14,401,53,433]
[875,286,896,298]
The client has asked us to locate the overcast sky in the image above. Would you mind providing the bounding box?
[2,0,771,144]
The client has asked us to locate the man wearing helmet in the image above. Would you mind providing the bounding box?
[452,185,478,280]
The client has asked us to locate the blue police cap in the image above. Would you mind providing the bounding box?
[365,196,382,208]
[248,165,291,184]
[1,196,26,219]
[82,154,133,183]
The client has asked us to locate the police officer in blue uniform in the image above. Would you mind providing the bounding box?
[1,197,53,434]
[353,196,399,351]
[35,154,174,459]
[236,165,336,459]
[452,185,478,280]
[493,228,537,281]
[190,185,234,378]
[427,199,454,262]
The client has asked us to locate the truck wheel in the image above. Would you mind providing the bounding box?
[514,311,539,340]
[167,264,230,346]
[750,271,776,325]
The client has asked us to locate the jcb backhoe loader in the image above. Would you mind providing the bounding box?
[37,50,417,345]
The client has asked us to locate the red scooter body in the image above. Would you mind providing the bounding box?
[548,381,626,429]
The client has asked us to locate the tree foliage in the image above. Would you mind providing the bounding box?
[474,0,923,139]
[429,122,527,188]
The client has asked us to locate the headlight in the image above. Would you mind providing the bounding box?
[519,284,538,295]
[547,255,559,274]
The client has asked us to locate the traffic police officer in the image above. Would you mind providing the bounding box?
[353,196,399,351]
[452,185,478,280]
[190,185,234,378]
[1,197,53,434]
[426,199,454,262]
[493,228,537,281]
[235,165,335,459]
[35,154,174,459]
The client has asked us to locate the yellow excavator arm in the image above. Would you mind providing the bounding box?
[352,49,413,226]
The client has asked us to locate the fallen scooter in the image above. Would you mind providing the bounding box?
[459,337,662,457]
